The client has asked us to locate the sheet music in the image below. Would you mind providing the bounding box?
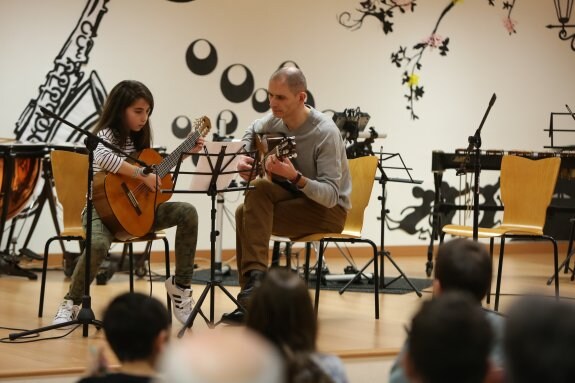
[189,140,245,191]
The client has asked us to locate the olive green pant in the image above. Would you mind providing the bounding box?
[65,202,198,304]
[235,178,347,289]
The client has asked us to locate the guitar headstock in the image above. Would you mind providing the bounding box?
[193,116,212,137]
[274,136,297,160]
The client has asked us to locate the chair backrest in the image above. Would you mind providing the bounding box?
[51,150,88,233]
[341,155,379,236]
[500,155,561,231]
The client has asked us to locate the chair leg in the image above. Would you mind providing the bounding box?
[486,238,494,305]
[128,244,134,293]
[494,237,506,312]
[162,237,172,323]
[304,242,311,284]
[549,237,560,299]
[39,237,57,317]
[564,219,575,274]
[313,240,324,318]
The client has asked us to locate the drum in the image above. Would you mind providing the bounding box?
[0,142,46,221]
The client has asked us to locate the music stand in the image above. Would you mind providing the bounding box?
[9,107,151,340]
[168,141,253,337]
[339,151,423,297]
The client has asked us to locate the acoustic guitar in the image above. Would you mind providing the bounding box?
[253,134,297,178]
[93,116,211,240]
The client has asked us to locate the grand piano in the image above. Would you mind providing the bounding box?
[425,149,575,276]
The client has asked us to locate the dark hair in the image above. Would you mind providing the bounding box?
[247,268,333,383]
[270,67,307,94]
[103,292,170,362]
[435,238,492,302]
[247,268,316,353]
[504,296,575,383]
[93,80,153,150]
[408,292,493,383]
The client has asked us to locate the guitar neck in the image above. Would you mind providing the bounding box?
[155,131,201,178]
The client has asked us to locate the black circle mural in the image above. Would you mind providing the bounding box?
[220,64,254,103]
[186,39,218,76]
[171,115,192,139]
[251,88,269,113]
[216,109,239,136]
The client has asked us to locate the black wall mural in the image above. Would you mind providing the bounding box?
[13,0,109,143]
[339,0,519,120]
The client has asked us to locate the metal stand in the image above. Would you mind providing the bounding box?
[340,151,422,296]
[10,135,102,339]
[172,143,252,336]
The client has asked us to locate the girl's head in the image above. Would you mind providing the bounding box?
[246,268,317,355]
[94,80,154,150]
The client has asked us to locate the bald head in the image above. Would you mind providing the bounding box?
[158,328,285,383]
[270,67,307,95]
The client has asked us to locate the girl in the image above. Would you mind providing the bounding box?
[53,80,203,326]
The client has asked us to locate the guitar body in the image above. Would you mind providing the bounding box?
[93,148,173,240]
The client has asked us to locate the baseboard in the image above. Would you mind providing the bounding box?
[39,240,570,267]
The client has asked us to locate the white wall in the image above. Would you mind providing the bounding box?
[0,0,573,257]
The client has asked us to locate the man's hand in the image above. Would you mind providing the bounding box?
[265,154,298,181]
[237,154,256,181]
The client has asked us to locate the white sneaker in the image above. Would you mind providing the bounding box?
[52,299,80,327]
[165,276,195,324]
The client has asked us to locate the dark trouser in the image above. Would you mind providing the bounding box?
[65,202,198,304]
[235,178,347,289]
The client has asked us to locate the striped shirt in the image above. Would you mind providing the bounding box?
[93,128,136,174]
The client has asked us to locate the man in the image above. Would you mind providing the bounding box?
[158,327,285,383]
[222,66,351,324]
[403,292,494,383]
[389,238,505,382]
[504,295,575,383]
[77,292,170,382]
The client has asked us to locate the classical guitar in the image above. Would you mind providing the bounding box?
[93,116,211,240]
[253,134,297,178]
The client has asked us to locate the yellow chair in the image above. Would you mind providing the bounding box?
[38,150,171,318]
[441,155,561,311]
[290,155,380,319]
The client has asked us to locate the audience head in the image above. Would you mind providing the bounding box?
[247,268,317,354]
[157,328,285,383]
[504,295,575,383]
[434,238,492,302]
[404,291,494,383]
[102,292,170,365]
[247,268,341,383]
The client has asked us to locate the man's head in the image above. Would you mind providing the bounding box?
[158,328,285,383]
[434,238,492,302]
[404,292,493,383]
[102,292,170,365]
[504,296,575,383]
[267,67,307,122]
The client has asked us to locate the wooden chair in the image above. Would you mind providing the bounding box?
[290,155,380,319]
[38,150,171,318]
[441,155,561,311]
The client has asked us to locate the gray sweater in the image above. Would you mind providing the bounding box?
[241,106,351,210]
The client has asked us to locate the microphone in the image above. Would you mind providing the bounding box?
[356,130,387,139]
[566,104,575,121]
[39,105,57,119]
[489,93,497,107]
[142,165,155,175]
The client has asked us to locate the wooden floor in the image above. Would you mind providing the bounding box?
[0,242,574,382]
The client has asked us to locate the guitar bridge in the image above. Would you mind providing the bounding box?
[121,183,142,216]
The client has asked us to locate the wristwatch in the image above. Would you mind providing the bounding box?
[290,171,302,186]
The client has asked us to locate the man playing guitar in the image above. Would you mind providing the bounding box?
[222,67,351,324]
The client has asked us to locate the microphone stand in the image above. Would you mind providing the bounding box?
[461,93,497,241]
[9,107,151,340]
